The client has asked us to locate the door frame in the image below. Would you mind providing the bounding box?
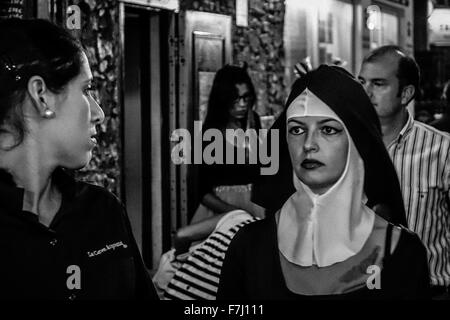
[119,1,177,270]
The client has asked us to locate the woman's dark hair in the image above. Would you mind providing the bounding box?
[0,18,84,148]
[203,64,256,130]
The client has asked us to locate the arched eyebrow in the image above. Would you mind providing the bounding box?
[358,75,387,83]
[287,118,340,125]
[319,119,341,125]
[287,119,305,125]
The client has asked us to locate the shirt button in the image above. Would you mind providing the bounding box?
[50,239,58,246]
[68,293,77,300]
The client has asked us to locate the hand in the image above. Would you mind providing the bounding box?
[172,231,191,255]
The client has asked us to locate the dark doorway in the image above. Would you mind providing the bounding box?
[122,5,171,269]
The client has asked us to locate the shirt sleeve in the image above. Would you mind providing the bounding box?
[120,204,159,300]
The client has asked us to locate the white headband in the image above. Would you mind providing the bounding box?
[286,88,340,122]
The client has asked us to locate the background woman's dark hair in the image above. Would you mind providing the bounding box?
[203,64,257,130]
[0,18,84,148]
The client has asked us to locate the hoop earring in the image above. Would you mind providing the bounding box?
[43,108,55,119]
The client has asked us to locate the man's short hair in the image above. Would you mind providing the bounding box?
[363,45,421,99]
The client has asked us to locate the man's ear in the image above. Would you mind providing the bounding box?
[400,84,415,106]
[27,76,56,116]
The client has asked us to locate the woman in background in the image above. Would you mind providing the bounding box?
[194,64,265,221]
[0,18,157,299]
[173,64,265,252]
[153,65,264,300]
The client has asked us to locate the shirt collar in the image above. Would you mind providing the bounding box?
[388,111,414,148]
[0,167,77,216]
[398,111,414,140]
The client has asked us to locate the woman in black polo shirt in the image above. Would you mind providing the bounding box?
[0,18,157,299]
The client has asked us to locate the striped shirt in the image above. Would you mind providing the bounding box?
[387,112,450,286]
[164,215,258,300]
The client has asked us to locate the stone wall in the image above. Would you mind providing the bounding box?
[238,0,286,116]
[183,0,287,117]
[0,0,26,18]
[182,0,235,13]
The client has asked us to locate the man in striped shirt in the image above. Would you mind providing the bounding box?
[358,45,450,298]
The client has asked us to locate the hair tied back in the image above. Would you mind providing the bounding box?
[0,54,21,82]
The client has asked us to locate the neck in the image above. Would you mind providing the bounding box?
[308,186,329,196]
[379,109,409,147]
[0,137,59,224]
[296,178,330,198]
[227,118,245,130]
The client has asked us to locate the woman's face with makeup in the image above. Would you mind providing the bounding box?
[228,83,252,121]
[287,116,349,194]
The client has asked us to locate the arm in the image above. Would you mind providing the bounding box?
[120,204,159,300]
[173,212,229,254]
[201,192,239,214]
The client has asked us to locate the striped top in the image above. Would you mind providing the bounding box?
[164,214,258,300]
[387,113,450,286]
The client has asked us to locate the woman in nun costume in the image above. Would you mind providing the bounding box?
[216,65,430,299]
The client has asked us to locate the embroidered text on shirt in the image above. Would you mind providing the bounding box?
[87,241,128,258]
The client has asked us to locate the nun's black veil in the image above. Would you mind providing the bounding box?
[253,65,407,226]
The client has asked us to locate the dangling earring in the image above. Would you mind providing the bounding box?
[43,108,55,119]
[38,97,55,119]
